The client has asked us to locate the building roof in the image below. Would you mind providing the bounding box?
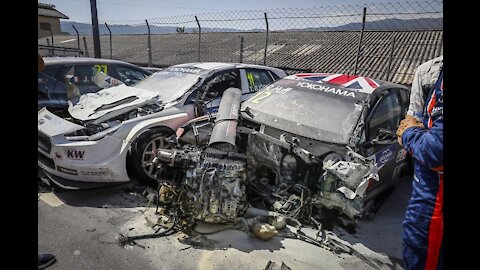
[38,2,69,19]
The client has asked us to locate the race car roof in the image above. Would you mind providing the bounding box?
[286,73,392,96]
[172,62,285,75]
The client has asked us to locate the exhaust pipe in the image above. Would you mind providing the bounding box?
[208,87,242,152]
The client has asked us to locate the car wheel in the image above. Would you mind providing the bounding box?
[132,128,174,186]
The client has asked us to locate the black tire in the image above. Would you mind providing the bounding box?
[131,128,174,186]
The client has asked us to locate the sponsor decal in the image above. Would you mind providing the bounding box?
[264,84,292,94]
[57,166,78,175]
[167,67,202,74]
[379,149,393,165]
[54,152,63,159]
[44,115,52,120]
[38,118,44,125]
[396,149,407,163]
[296,81,356,98]
[65,149,85,160]
[80,170,110,176]
[431,106,443,117]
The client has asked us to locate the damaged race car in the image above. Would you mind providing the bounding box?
[150,73,411,227]
[38,62,287,189]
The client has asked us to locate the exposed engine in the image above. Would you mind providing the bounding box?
[243,126,379,222]
[157,146,247,223]
[154,88,247,223]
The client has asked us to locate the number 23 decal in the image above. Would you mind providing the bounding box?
[248,91,272,104]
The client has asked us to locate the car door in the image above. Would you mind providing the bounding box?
[361,88,407,194]
[111,65,151,86]
[239,68,276,101]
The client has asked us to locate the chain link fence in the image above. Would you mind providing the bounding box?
[38,0,442,85]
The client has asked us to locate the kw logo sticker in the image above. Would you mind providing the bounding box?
[65,149,85,160]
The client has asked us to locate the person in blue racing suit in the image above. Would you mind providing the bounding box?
[396,66,443,270]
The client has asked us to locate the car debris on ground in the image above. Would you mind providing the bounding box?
[39,71,411,269]
[111,86,402,270]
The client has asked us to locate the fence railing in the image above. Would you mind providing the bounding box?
[38,0,443,85]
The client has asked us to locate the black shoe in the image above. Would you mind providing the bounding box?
[38,253,56,269]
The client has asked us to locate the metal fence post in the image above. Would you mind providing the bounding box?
[263,12,269,65]
[105,23,113,59]
[195,16,201,62]
[46,38,52,56]
[353,7,367,75]
[386,36,396,81]
[239,36,244,63]
[72,25,81,51]
[49,29,54,56]
[90,0,102,58]
[83,37,90,57]
[146,20,152,67]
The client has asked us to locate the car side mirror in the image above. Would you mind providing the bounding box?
[371,128,397,145]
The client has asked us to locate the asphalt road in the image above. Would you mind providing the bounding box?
[38,175,413,270]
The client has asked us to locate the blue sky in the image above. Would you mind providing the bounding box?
[44,0,398,23]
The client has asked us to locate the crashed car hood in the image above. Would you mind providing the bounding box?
[68,84,160,121]
[38,108,84,137]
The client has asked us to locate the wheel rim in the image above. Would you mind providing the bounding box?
[141,135,169,180]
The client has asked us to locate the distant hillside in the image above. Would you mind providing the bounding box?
[300,17,442,31]
[60,17,442,35]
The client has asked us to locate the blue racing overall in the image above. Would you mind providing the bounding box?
[401,69,443,270]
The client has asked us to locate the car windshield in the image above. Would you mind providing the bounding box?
[132,66,209,102]
[241,78,365,144]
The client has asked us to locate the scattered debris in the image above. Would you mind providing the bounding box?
[114,87,388,262]
[179,234,217,249]
[264,261,292,270]
[252,223,278,241]
[86,228,96,232]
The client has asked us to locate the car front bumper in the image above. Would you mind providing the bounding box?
[38,134,131,186]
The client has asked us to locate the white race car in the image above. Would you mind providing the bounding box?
[38,62,287,189]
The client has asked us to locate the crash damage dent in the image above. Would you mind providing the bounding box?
[67,84,161,121]
[241,125,380,221]
[38,105,192,185]
[315,147,380,220]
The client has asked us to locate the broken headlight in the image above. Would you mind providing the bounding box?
[64,120,122,141]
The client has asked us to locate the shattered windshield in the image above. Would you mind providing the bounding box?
[242,78,365,144]
[132,66,209,102]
